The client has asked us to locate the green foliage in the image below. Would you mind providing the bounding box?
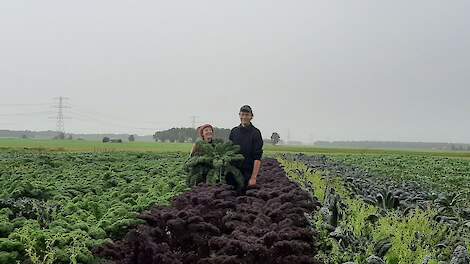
[270,132,281,145]
[0,151,188,263]
[370,210,447,264]
[0,223,13,238]
[330,154,470,207]
[0,251,19,264]
[185,140,245,189]
[280,157,451,264]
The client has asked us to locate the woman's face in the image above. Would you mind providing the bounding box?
[202,127,214,142]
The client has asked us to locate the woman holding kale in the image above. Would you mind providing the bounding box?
[186,124,245,192]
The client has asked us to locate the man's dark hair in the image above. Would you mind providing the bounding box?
[239,105,253,115]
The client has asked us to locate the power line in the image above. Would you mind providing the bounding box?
[0,111,55,116]
[68,110,158,131]
[1,100,174,134]
[0,103,51,107]
[72,117,159,132]
[70,104,170,126]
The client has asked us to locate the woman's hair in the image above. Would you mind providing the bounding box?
[197,124,214,140]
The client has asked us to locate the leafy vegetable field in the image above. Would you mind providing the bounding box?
[331,154,470,203]
[96,158,321,264]
[2,146,470,264]
[280,153,470,263]
[0,151,188,264]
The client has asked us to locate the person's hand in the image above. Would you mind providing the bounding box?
[248,177,257,187]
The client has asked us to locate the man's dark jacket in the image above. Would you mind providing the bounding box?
[229,123,263,178]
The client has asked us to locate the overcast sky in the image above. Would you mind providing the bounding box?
[1,1,469,143]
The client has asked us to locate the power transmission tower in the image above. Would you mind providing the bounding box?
[52,97,70,134]
[190,115,199,128]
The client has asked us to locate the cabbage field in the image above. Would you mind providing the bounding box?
[96,159,320,264]
[1,145,469,264]
[280,153,470,263]
[0,151,188,264]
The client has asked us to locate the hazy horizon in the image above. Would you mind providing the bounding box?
[1,1,469,143]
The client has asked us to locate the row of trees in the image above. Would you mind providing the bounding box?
[52,132,73,140]
[153,127,231,143]
[38,128,280,145]
[153,128,282,145]
[20,129,282,145]
[102,135,135,143]
[450,144,470,151]
[314,141,470,151]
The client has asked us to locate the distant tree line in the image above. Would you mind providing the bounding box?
[0,130,157,141]
[52,132,73,140]
[102,137,123,143]
[314,141,470,151]
[153,127,231,143]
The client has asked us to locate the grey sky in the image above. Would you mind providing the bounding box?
[1,1,469,143]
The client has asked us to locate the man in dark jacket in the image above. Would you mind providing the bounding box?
[229,105,263,188]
